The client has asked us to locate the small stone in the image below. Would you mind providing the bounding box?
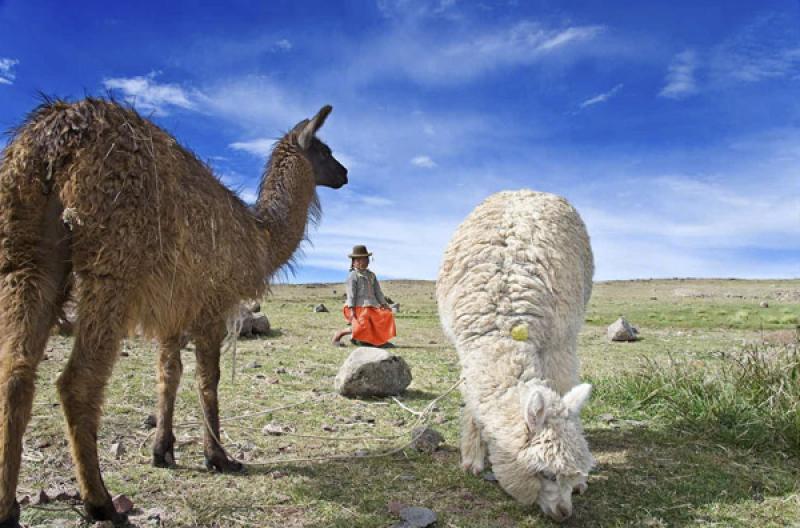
[322,424,337,432]
[263,423,289,436]
[112,494,134,514]
[387,500,406,515]
[607,317,639,342]
[410,426,444,453]
[390,303,401,313]
[399,506,437,528]
[314,304,329,313]
[274,367,288,374]
[143,414,157,428]
[760,301,769,308]
[109,442,125,459]
[482,471,498,482]
[353,449,369,457]
[247,361,262,369]
[120,350,129,357]
[250,314,270,335]
[598,413,616,423]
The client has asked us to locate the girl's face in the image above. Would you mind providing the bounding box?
[353,257,369,270]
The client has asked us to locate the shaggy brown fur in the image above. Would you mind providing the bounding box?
[0,98,346,525]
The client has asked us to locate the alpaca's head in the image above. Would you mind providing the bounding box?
[493,382,594,522]
[292,105,348,189]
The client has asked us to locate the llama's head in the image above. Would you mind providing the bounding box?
[493,382,594,522]
[292,105,348,189]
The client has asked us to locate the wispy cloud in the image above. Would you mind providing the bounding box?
[712,13,800,83]
[229,138,275,157]
[580,83,623,108]
[347,20,604,85]
[659,50,698,99]
[411,155,437,168]
[0,58,19,85]
[103,72,195,115]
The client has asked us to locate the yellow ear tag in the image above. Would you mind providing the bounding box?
[511,324,529,341]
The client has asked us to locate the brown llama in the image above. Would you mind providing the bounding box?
[0,98,347,526]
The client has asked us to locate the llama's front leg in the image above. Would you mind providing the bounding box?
[152,336,182,468]
[57,282,130,524]
[193,329,242,473]
[460,404,487,475]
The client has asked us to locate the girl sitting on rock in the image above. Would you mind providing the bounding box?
[332,245,396,347]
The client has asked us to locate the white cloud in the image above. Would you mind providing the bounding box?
[229,138,275,157]
[103,72,195,115]
[580,83,623,108]
[346,21,604,85]
[659,50,698,99]
[273,39,293,51]
[0,58,19,85]
[711,13,800,84]
[411,155,437,168]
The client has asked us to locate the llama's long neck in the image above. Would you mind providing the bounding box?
[255,140,318,274]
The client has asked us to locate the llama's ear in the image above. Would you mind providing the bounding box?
[563,383,592,416]
[298,105,333,150]
[521,386,548,433]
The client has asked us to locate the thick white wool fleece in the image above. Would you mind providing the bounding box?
[436,190,594,503]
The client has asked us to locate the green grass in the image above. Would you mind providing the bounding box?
[14,279,800,527]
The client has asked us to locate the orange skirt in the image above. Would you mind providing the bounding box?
[344,306,396,346]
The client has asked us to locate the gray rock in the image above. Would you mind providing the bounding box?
[760,301,769,308]
[250,314,270,335]
[399,506,437,528]
[314,303,329,313]
[238,311,270,337]
[410,426,444,453]
[334,347,412,398]
[607,317,639,342]
[109,442,125,459]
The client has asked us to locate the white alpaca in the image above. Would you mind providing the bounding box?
[436,190,594,522]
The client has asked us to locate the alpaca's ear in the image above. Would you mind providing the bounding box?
[563,383,592,416]
[521,387,548,433]
[298,105,333,150]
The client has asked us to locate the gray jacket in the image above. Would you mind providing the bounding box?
[346,269,387,308]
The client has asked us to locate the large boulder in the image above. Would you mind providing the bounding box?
[335,347,412,398]
[607,317,639,342]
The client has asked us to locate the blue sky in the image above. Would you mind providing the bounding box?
[1,0,798,283]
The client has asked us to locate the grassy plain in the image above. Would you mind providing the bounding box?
[16,279,800,527]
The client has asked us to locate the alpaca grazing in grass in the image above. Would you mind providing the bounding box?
[0,98,347,525]
[436,190,595,522]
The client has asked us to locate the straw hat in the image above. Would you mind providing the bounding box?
[348,244,372,258]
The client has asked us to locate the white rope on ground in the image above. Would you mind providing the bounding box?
[192,378,463,467]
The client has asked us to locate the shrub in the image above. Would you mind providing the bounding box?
[600,332,800,454]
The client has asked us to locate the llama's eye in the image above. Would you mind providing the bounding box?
[540,471,557,482]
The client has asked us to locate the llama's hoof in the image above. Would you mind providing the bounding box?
[85,500,127,525]
[152,450,176,468]
[204,454,244,473]
[461,460,484,476]
[0,500,21,528]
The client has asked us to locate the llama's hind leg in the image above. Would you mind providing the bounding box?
[0,195,71,526]
[152,337,183,468]
[460,404,487,475]
[56,278,131,523]
[193,325,242,473]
